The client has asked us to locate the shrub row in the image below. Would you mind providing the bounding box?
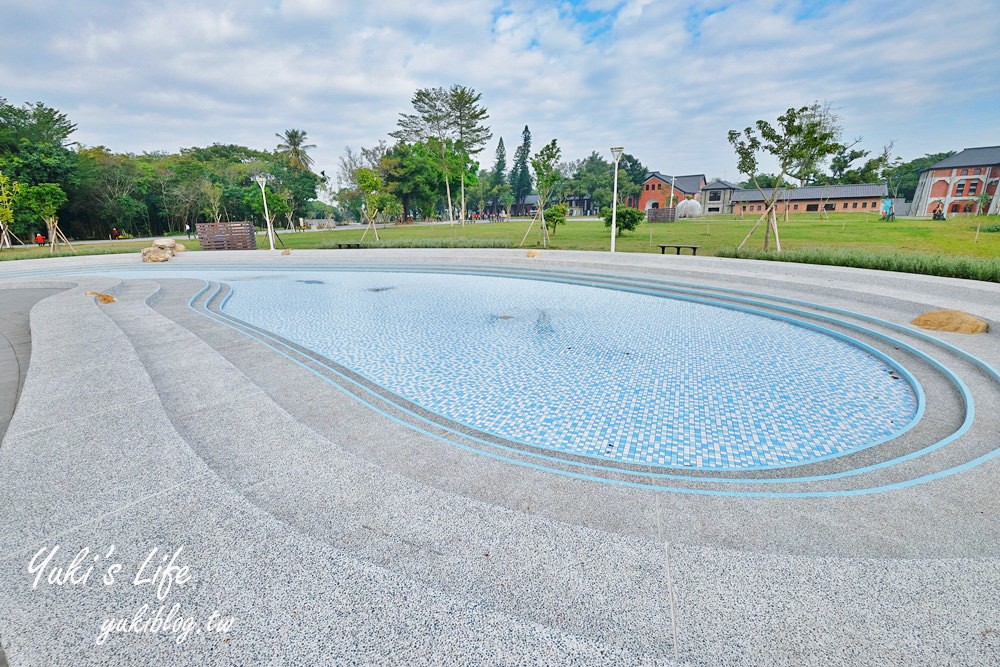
[316,238,513,249]
[715,246,1000,283]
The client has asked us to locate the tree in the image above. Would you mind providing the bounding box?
[543,202,568,235]
[568,152,612,213]
[884,152,955,201]
[509,125,532,214]
[532,140,561,206]
[354,167,401,240]
[20,182,66,226]
[448,85,491,225]
[270,161,322,225]
[824,142,895,185]
[76,147,149,237]
[391,85,491,226]
[738,173,785,189]
[786,101,843,186]
[275,129,316,171]
[975,192,992,216]
[391,87,457,223]
[616,153,646,206]
[20,183,68,252]
[382,141,441,220]
[199,179,224,222]
[728,106,842,251]
[0,99,77,150]
[488,137,507,194]
[520,138,560,248]
[336,142,389,222]
[600,206,644,235]
[0,100,79,235]
[0,171,20,247]
[464,168,490,216]
[492,181,514,218]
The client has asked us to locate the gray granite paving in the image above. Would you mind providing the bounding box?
[0,249,997,666]
[0,287,66,444]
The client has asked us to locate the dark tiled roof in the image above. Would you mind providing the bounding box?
[731,184,887,203]
[926,146,1000,170]
[645,172,705,194]
[703,179,740,190]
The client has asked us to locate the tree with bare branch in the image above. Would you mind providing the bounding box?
[729,106,841,251]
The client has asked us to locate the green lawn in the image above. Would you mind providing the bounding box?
[341,213,1000,258]
[2,213,998,262]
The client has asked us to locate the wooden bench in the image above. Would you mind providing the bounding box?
[658,244,700,255]
[335,242,362,249]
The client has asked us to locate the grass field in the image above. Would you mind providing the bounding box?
[263,213,1000,258]
[2,213,998,266]
[195,212,1000,259]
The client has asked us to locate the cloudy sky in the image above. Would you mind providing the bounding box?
[2,0,998,188]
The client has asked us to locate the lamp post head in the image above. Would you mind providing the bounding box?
[610,147,624,163]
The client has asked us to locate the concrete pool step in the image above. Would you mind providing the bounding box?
[0,287,68,445]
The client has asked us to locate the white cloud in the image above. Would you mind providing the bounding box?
[1,0,997,181]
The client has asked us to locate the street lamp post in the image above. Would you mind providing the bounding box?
[610,147,624,253]
[255,174,276,251]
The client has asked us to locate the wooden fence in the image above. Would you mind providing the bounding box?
[196,221,257,250]
[647,208,677,223]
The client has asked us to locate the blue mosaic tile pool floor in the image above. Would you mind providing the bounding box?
[219,270,919,470]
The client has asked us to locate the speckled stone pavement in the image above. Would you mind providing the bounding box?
[0,249,997,666]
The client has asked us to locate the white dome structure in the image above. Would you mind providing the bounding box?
[676,198,702,218]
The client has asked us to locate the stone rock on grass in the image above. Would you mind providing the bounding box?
[911,309,989,334]
[141,246,171,263]
[174,243,186,253]
[152,237,177,255]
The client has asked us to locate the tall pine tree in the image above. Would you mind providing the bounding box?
[509,125,532,214]
[489,138,506,193]
[448,85,491,225]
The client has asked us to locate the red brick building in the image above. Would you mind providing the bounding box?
[636,172,705,211]
[731,184,889,215]
[910,146,1000,217]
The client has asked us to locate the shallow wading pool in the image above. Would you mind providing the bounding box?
[210,269,920,471]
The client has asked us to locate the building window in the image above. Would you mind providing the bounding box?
[960,169,969,175]
[852,202,858,208]
[842,202,848,208]
[871,202,877,208]
[793,204,799,210]
[806,204,819,212]
[709,190,721,202]
[757,205,762,211]
[951,203,961,213]
[969,181,979,195]
[742,205,746,211]
[974,168,982,175]
[708,207,719,212]
[862,202,867,208]
[824,203,836,211]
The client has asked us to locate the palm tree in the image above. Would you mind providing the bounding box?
[275,129,316,171]
[974,191,992,216]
